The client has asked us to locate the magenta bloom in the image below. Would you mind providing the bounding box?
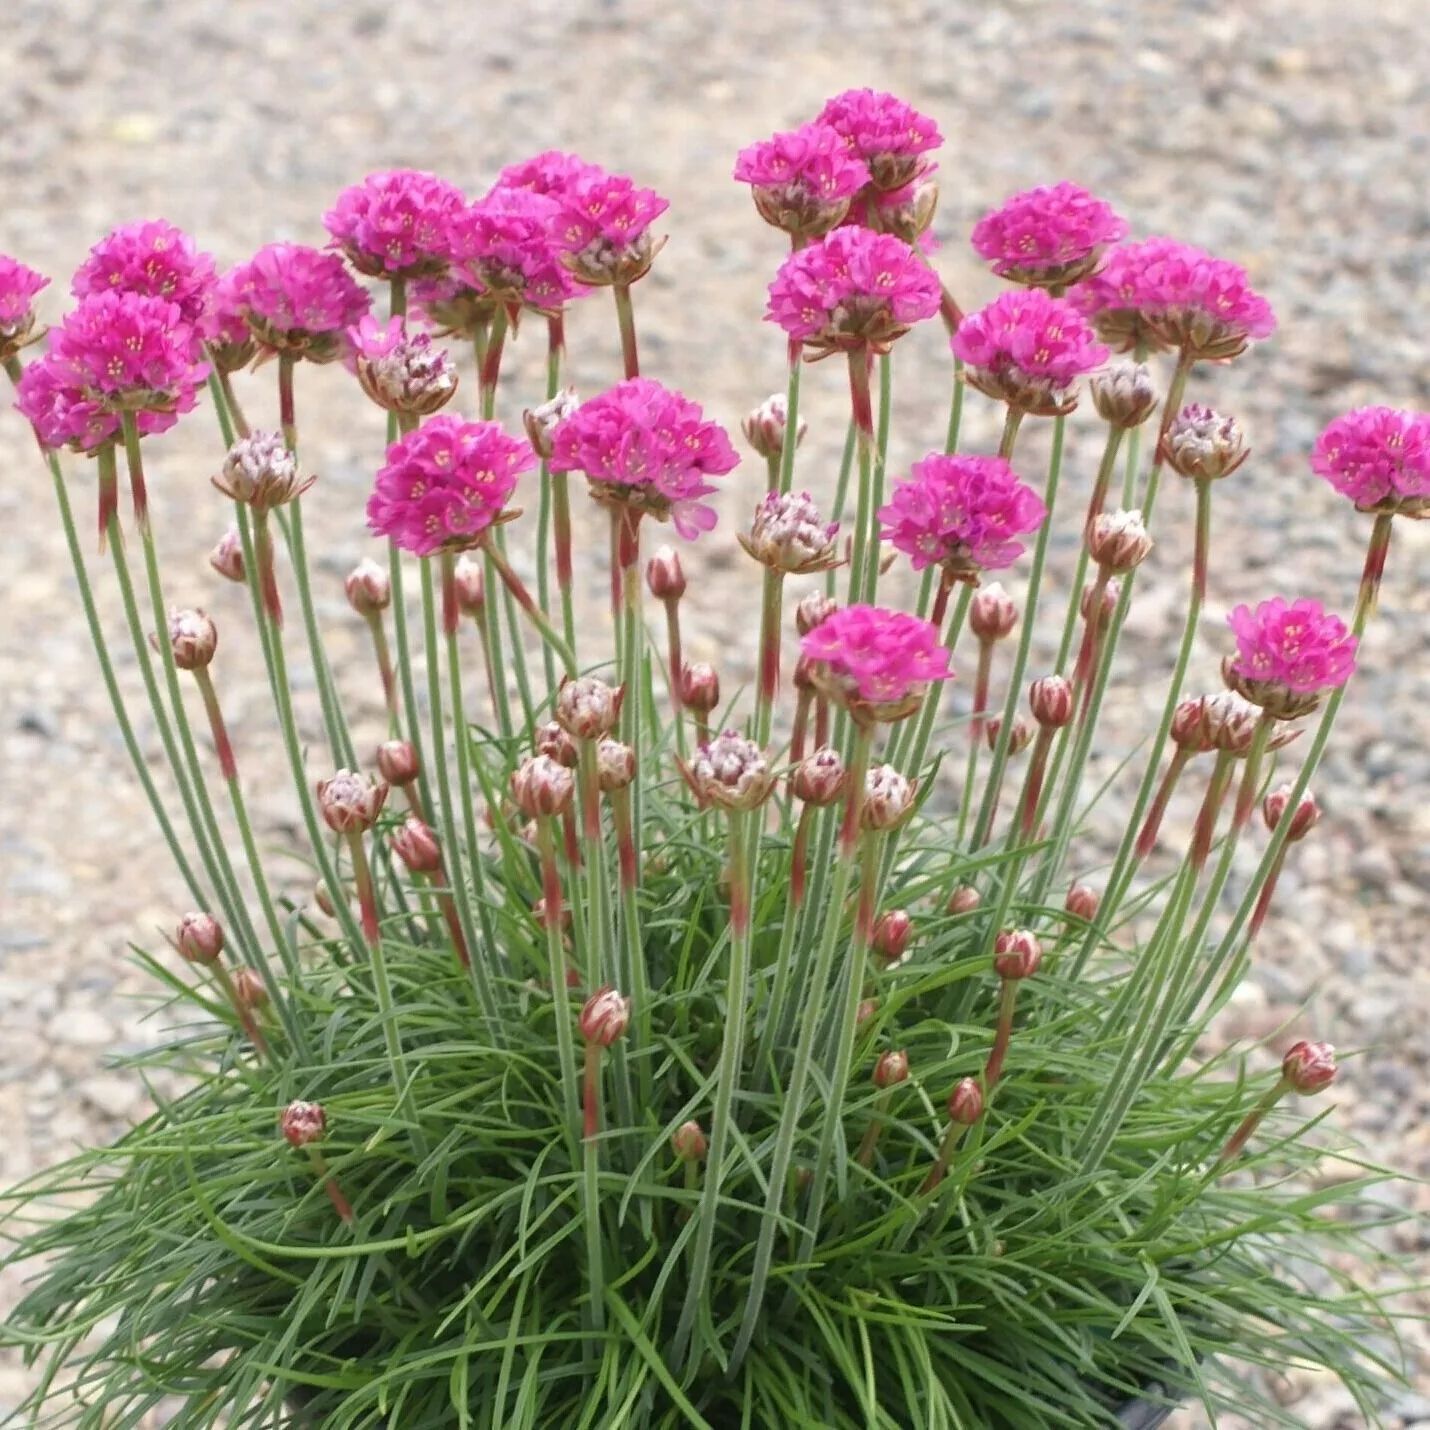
[879,454,1046,577]
[323,169,465,279]
[230,243,371,362]
[801,604,951,721]
[199,266,258,372]
[1311,406,1430,515]
[550,167,669,286]
[952,288,1108,415]
[815,88,942,190]
[548,378,738,540]
[446,189,579,314]
[734,123,870,238]
[971,181,1128,287]
[1225,597,1357,718]
[367,415,534,556]
[16,350,188,452]
[0,254,49,357]
[765,226,941,356]
[71,220,216,326]
[496,150,602,200]
[1070,237,1186,352]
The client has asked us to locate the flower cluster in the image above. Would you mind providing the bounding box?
[1311,406,1430,516]
[734,123,871,238]
[879,453,1046,579]
[970,181,1127,287]
[801,604,951,722]
[765,225,941,356]
[72,220,216,326]
[323,169,465,279]
[349,315,458,416]
[0,255,48,358]
[230,243,372,362]
[549,166,669,286]
[445,188,580,315]
[548,378,737,539]
[739,489,839,573]
[1225,597,1357,718]
[366,415,534,555]
[815,88,942,190]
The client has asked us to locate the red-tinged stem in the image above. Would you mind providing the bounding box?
[540,824,564,930]
[125,429,150,534]
[997,408,1024,461]
[479,310,509,411]
[278,354,297,453]
[813,696,830,752]
[252,509,283,626]
[1355,513,1395,625]
[838,726,873,859]
[1136,747,1192,861]
[1084,455,1117,542]
[435,884,472,967]
[307,1147,354,1224]
[346,830,381,947]
[790,803,814,909]
[1215,1079,1288,1169]
[790,687,813,765]
[938,284,964,337]
[577,742,602,843]
[929,571,955,631]
[480,538,576,674]
[553,471,574,591]
[1248,848,1289,940]
[96,444,120,552]
[971,639,994,742]
[364,611,398,725]
[440,555,459,637]
[919,1119,970,1195]
[983,977,1020,1094]
[611,787,637,892]
[848,351,875,438]
[211,962,270,1060]
[754,569,784,745]
[1018,727,1056,841]
[1190,752,1236,872]
[399,779,427,824]
[216,366,251,440]
[1191,478,1213,602]
[192,668,237,782]
[1073,569,1111,708]
[855,1089,892,1168]
[562,809,581,869]
[1232,714,1278,832]
[614,283,640,380]
[583,1042,603,1140]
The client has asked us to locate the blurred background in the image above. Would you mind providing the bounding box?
[1,1,1427,1423]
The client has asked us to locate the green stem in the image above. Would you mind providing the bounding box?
[1054,426,1123,673]
[777,346,803,494]
[844,353,876,605]
[535,318,564,691]
[613,283,640,380]
[861,352,894,604]
[582,1042,608,1337]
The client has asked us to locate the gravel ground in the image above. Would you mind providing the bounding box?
[1,1,1427,1424]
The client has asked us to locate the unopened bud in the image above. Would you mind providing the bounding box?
[739,489,839,574]
[1065,883,1100,921]
[391,816,441,874]
[684,730,775,811]
[176,911,224,965]
[1262,784,1321,842]
[162,608,218,670]
[376,739,420,786]
[510,754,576,819]
[645,544,686,601]
[1163,404,1249,482]
[970,581,1018,642]
[872,909,913,965]
[948,1077,984,1125]
[316,769,389,833]
[213,431,310,510]
[985,714,1034,755]
[742,392,807,461]
[280,1099,327,1148]
[209,527,246,583]
[579,986,630,1047]
[452,555,485,615]
[855,997,880,1030]
[355,322,458,416]
[1281,1039,1336,1095]
[555,675,623,741]
[1171,695,1209,750]
[313,880,341,918]
[232,966,269,1010]
[1090,361,1159,430]
[873,1049,910,1089]
[790,746,846,806]
[1029,674,1073,729]
[795,592,838,636]
[1089,509,1153,574]
[345,558,391,616]
[679,662,720,715]
[672,1119,707,1162]
[1081,578,1120,631]
[523,388,579,459]
[947,885,981,916]
[868,177,939,245]
[862,765,915,831]
[534,721,579,768]
[993,927,1043,980]
[596,739,637,792]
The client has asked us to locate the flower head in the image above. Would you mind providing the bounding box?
[510,754,576,819]
[323,169,465,279]
[213,430,312,509]
[873,1048,911,1086]
[948,1077,984,1125]
[952,288,1108,415]
[815,88,942,190]
[739,489,839,573]
[231,243,372,363]
[176,911,224,965]
[316,769,389,833]
[682,730,776,811]
[209,527,245,583]
[345,558,391,616]
[200,267,258,373]
[993,928,1043,980]
[391,817,442,875]
[555,675,623,741]
[672,1120,707,1162]
[1263,784,1321,842]
[743,392,807,461]
[0,254,49,358]
[579,987,631,1047]
[970,581,1018,641]
[1311,406,1430,516]
[1282,1040,1336,1095]
[1088,508,1153,574]
[1225,598,1357,718]
[1090,360,1159,429]
[376,739,420,786]
[349,315,458,416]
[801,604,951,724]
[790,746,846,806]
[765,226,941,357]
[852,175,941,249]
[1163,403,1249,482]
[550,166,669,286]
[162,608,218,671]
[645,544,686,601]
[72,220,216,326]
[280,1100,327,1148]
[496,150,602,200]
[872,911,913,966]
[548,378,738,539]
[734,123,870,238]
[971,182,1127,287]
[367,415,534,556]
[879,454,1046,579]
[15,351,187,452]
[447,188,581,314]
[863,765,916,831]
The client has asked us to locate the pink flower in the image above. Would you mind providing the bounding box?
[734,123,870,238]
[550,167,669,286]
[348,315,457,416]
[765,226,941,356]
[446,189,580,314]
[815,88,942,190]
[951,288,1108,414]
[230,243,371,363]
[323,169,465,279]
[366,415,534,556]
[496,150,603,200]
[71,220,216,326]
[548,377,738,540]
[199,266,258,372]
[16,350,188,452]
[879,454,1046,577]
[970,181,1128,286]
[1225,597,1356,716]
[1069,236,1186,352]
[1311,406,1430,514]
[0,255,49,357]
[801,604,951,720]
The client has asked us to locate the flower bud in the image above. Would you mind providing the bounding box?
[1163,404,1249,482]
[1171,695,1210,751]
[868,178,939,245]
[1090,361,1159,430]
[176,911,224,965]
[738,489,839,574]
[510,754,576,819]
[522,388,579,459]
[679,662,720,716]
[1089,509,1153,574]
[862,765,916,831]
[947,885,981,916]
[1080,578,1120,631]
[872,909,913,965]
[1065,883,1100,921]
[555,675,623,741]
[1281,1039,1336,1095]
[162,608,218,671]
[1262,784,1321,842]
[280,1099,327,1148]
[596,739,637,792]
[1029,674,1073,729]
[742,392,807,461]
[970,582,1018,642]
[855,997,880,1030]
[985,714,1034,755]
[376,740,420,788]
[232,966,269,1010]
[313,880,341,919]
[452,555,485,615]
[790,746,846,806]
[391,816,441,874]
[209,527,246,583]
[213,431,311,510]
[948,1077,984,1125]
[993,928,1043,980]
[645,544,686,602]
[873,1049,910,1089]
[794,592,838,636]
[672,1119,707,1162]
[579,986,630,1047]
[534,721,579,769]
[345,558,391,616]
[316,769,389,833]
[355,325,458,415]
[683,730,776,811]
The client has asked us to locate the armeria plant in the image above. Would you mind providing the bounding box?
[1,88,1424,1428]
